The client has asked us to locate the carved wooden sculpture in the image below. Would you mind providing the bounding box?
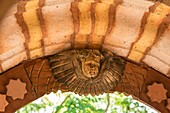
[49,49,125,96]
[0,0,170,113]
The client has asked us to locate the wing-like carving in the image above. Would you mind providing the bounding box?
[49,49,125,96]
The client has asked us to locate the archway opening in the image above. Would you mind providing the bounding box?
[16,91,158,113]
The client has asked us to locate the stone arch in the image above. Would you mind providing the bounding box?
[0,0,170,112]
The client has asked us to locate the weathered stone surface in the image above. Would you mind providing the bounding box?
[0,0,169,78]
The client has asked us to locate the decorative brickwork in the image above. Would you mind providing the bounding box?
[147,82,167,103]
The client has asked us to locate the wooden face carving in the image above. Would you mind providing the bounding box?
[78,50,103,78]
[49,49,125,96]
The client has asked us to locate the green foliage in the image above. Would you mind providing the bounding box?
[54,95,104,113]
[109,92,148,113]
[16,91,157,113]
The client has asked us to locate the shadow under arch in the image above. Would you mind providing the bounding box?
[0,55,170,113]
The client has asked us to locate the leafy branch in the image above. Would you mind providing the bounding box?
[104,93,110,113]
[55,94,71,112]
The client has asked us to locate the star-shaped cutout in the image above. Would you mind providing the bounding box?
[0,94,8,112]
[6,79,27,100]
[166,99,170,111]
[147,82,167,103]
